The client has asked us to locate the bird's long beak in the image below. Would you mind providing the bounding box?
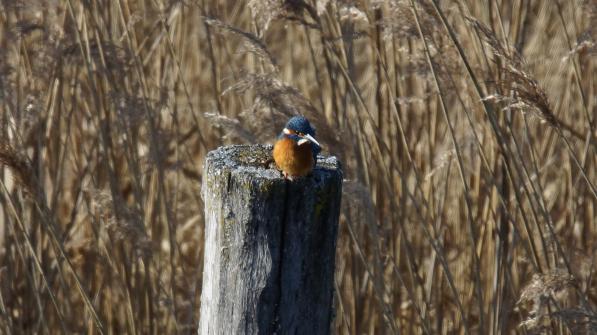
[298,133,321,147]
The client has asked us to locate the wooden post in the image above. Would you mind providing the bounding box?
[199,144,342,335]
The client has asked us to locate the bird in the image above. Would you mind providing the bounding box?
[273,116,321,180]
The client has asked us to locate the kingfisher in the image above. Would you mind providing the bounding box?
[273,116,321,180]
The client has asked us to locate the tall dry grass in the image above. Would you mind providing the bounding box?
[0,0,596,334]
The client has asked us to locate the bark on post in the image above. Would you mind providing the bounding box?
[199,144,342,335]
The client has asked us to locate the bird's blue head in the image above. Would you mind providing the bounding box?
[280,115,321,159]
[285,116,316,137]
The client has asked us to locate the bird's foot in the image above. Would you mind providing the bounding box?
[282,171,294,181]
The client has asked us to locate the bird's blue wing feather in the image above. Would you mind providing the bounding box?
[311,143,321,162]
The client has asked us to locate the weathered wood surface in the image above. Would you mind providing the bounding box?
[199,144,342,335]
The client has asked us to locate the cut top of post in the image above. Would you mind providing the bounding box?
[203,144,340,180]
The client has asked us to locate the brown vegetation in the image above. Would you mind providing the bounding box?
[0,0,596,334]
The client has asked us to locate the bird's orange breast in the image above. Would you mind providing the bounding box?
[273,137,314,177]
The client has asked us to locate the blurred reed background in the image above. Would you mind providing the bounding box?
[0,0,596,334]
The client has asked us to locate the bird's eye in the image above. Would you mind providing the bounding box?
[298,132,304,136]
